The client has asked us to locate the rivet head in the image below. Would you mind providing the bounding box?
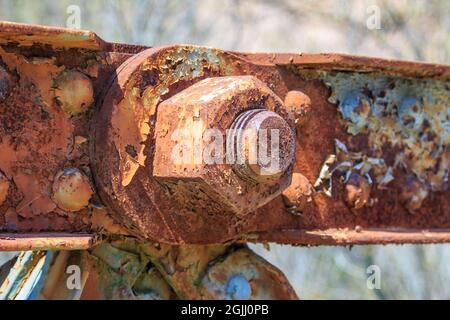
[55,70,94,115]
[282,172,314,215]
[225,274,252,300]
[284,90,311,127]
[52,168,93,212]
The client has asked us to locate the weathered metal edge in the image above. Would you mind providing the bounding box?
[0,233,99,251]
[253,228,450,246]
[233,52,450,80]
[0,21,107,50]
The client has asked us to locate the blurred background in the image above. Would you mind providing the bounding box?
[0,0,449,299]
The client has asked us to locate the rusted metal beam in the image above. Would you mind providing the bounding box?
[255,228,450,246]
[0,21,449,248]
[0,233,98,251]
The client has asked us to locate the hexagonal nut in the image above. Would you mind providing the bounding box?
[153,75,295,216]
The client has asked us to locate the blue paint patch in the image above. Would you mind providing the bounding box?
[340,90,363,119]
[399,96,420,113]
[398,96,423,128]
[339,91,372,131]
[225,274,252,300]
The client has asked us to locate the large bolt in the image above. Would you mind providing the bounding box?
[229,109,295,183]
[153,75,295,216]
[93,47,296,243]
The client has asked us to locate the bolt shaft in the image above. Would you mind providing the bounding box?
[228,109,295,182]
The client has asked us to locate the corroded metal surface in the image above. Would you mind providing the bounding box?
[107,238,298,300]
[0,21,137,238]
[0,233,97,251]
[0,21,448,248]
[0,239,298,300]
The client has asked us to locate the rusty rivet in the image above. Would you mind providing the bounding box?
[55,70,94,115]
[284,90,311,127]
[344,173,371,210]
[282,172,314,215]
[0,171,10,205]
[230,109,296,182]
[52,168,93,212]
[0,65,11,103]
[399,174,428,213]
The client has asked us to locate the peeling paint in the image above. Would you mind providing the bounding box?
[322,72,449,189]
[319,72,449,210]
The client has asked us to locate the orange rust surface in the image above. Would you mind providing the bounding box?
[0,21,106,51]
[0,24,135,235]
[0,22,449,246]
[236,52,450,80]
[0,233,97,251]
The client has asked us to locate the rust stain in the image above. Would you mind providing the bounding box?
[0,23,138,235]
[1,21,449,246]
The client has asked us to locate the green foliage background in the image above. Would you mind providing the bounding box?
[0,0,449,299]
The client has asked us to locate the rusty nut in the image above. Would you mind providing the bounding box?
[153,76,296,216]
